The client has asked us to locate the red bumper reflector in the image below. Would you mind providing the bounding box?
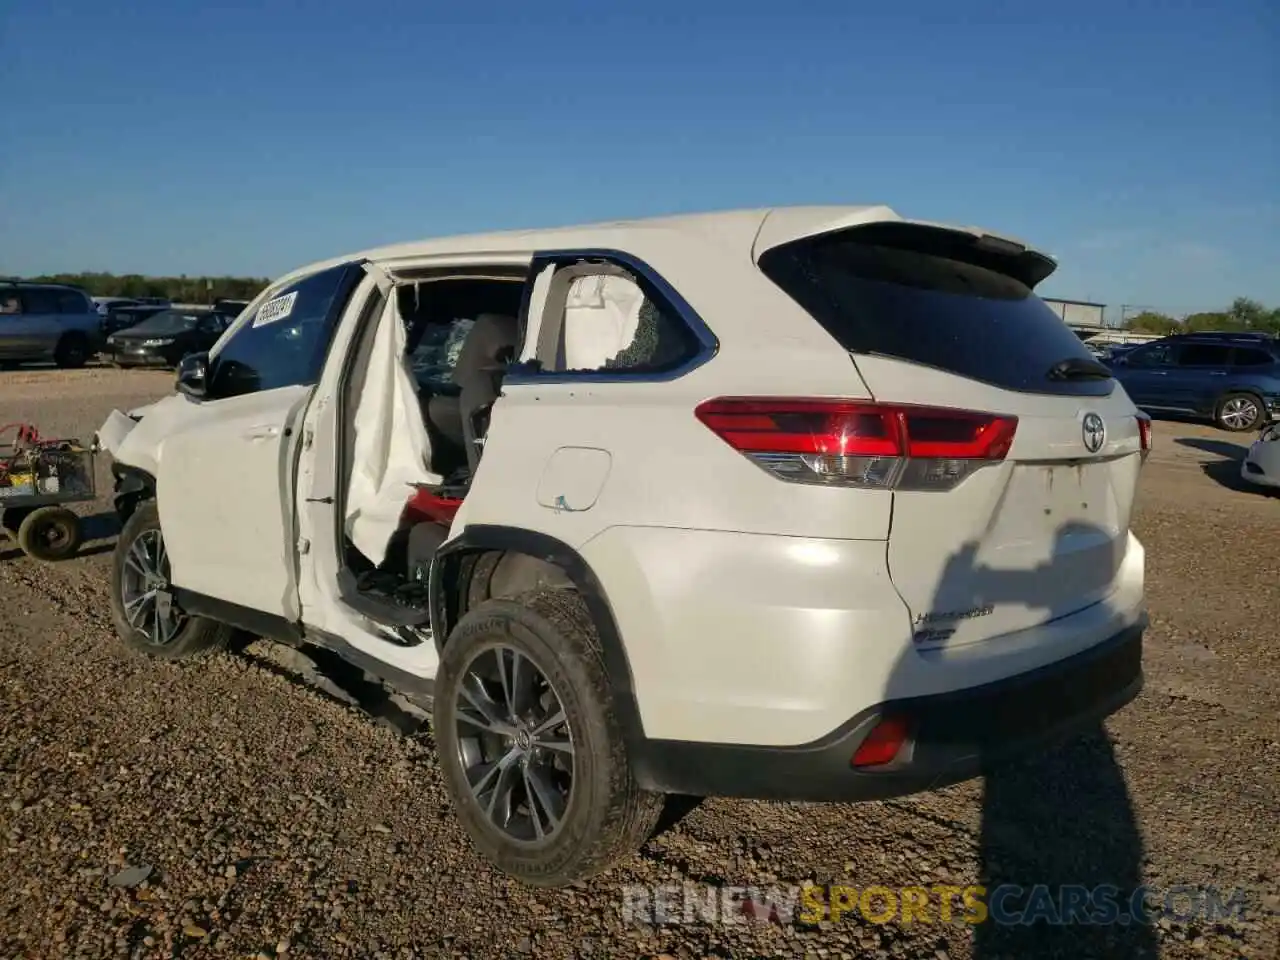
[851,716,910,768]
[1136,415,1152,458]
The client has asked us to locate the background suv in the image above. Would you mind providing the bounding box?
[0,281,103,368]
[1108,332,1280,431]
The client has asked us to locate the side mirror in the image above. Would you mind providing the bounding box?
[176,352,209,398]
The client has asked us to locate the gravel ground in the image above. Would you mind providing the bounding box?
[1,366,1277,960]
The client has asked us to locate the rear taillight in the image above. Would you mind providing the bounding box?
[694,398,1018,492]
[1136,415,1152,460]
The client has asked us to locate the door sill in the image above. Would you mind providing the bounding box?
[336,566,430,637]
[173,589,302,645]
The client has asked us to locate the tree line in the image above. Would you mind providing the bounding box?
[14,273,1279,337]
[1123,297,1280,336]
[16,272,270,304]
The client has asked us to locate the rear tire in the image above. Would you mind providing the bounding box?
[433,589,664,887]
[109,500,231,659]
[16,507,82,561]
[1215,393,1264,432]
[53,333,91,369]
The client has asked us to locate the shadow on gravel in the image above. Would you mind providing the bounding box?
[80,511,122,542]
[1174,436,1250,460]
[229,635,428,737]
[650,794,704,840]
[1175,435,1277,495]
[909,525,1157,959]
[1199,458,1273,494]
[976,733,1156,958]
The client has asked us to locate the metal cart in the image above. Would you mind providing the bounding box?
[0,423,97,562]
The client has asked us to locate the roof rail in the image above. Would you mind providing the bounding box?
[1172,330,1274,340]
[2,277,67,285]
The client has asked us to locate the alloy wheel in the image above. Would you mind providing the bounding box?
[119,529,187,646]
[1221,397,1260,430]
[453,644,575,842]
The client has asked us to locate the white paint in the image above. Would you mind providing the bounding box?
[103,204,1147,753]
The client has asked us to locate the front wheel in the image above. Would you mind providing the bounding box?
[1215,393,1264,432]
[433,590,664,887]
[109,500,231,658]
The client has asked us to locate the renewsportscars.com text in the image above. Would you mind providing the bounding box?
[621,882,1255,927]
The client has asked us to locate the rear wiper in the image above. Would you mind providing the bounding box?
[1047,356,1113,381]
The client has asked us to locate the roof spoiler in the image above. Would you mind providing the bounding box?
[753,206,1058,288]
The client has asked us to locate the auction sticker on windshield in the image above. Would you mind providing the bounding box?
[253,291,298,327]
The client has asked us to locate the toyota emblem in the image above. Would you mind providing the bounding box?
[1082,412,1106,453]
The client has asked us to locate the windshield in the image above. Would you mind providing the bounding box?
[124,310,204,334]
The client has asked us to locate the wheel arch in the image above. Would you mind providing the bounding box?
[111,463,156,523]
[429,524,648,746]
[53,329,92,364]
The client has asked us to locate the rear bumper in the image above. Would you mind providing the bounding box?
[1242,447,1280,488]
[633,619,1144,801]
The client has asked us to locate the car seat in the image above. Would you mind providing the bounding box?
[426,313,519,477]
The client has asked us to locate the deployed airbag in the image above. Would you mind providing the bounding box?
[561,274,645,370]
[345,292,440,567]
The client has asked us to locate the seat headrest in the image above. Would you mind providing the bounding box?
[472,313,519,342]
[451,314,519,387]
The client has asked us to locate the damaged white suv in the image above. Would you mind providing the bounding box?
[97,206,1151,886]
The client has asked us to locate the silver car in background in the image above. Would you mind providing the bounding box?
[0,281,103,368]
[1242,422,1280,491]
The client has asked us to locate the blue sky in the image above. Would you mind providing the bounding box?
[2,0,1276,318]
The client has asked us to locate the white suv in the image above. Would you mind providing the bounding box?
[96,205,1151,887]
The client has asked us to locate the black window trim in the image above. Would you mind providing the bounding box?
[503,248,720,385]
[1126,343,1179,369]
[1175,343,1234,368]
[55,289,90,314]
[18,288,61,314]
[1230,346,1278,367]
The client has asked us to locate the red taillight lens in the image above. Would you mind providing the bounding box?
[694,398,1017,492]
[1136,415,1152,459]
[851,716,911,768]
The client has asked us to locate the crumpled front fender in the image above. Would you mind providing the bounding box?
[92,409,144,457]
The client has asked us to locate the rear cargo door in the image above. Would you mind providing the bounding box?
[758,222,1147,646]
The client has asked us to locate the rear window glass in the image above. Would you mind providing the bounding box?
[1233,347,1276,367]
[1177,344,1232,367]
[758,228,1113,397]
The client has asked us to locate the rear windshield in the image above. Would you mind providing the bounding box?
[759,226,1114,397]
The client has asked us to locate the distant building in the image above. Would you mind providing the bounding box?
[1042,298,1160,346]
[1043,298,1106,329]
